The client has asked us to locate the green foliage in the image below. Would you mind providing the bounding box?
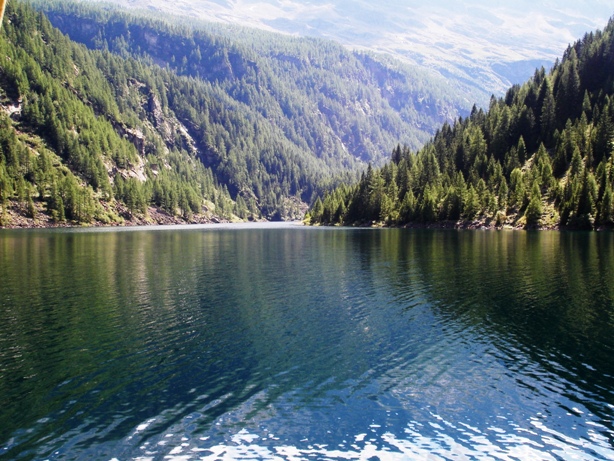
[27,0,475,218]
[1,0,329,223]
[309,16,614,230]
[525,181,543,227]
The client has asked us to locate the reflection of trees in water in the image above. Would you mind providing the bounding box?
[2,228,614,457]
[0,228,401,454]
[0,230,264,453]
[353,229,614,436]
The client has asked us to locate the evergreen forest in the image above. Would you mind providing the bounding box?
[0,0,471,227]
[307,17,614,230]
[0,1,243,225]
[2,0,613,230]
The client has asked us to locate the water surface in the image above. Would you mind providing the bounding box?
[1,225,613,460]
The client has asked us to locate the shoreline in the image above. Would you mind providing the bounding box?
[310,220,614,232]
[0,201,239,230]
[4,219,612,232]
[2,204,611,233]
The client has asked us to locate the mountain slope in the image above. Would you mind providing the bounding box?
[1,0,473,226]
[70,0,614,99]
[0,0,481,226]
[0,1,308,226]
[308,17,614,230]
[34,0,472,157]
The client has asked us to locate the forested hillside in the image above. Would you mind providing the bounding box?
[73,0,614,100]
[35,0,469,161]
[308,17,614,230]
[0,1,256,226]
[0,0,474,227]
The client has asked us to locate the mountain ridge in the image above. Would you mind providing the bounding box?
[307,15,614,230]
[71,0,614,100]
[0,0,471,227]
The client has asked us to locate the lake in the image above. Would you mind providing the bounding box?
[1,224,613,460]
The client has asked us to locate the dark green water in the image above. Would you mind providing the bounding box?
[1,224,613,460]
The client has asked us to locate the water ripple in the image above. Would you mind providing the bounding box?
[2,228,614,460]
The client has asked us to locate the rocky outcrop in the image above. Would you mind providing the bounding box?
[113,121,146,156]
[148,91,172,142]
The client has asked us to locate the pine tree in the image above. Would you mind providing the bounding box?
[598,184,613,225]
[574,169,597,228]
[525,181,543,227]
[540,81,557,146]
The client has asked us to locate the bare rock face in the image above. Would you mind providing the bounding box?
[146,89,201,159]
[113,121,146,156]
[148,91,172,142]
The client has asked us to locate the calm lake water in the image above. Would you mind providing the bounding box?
[1,224,614,460]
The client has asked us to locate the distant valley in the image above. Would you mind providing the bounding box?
[76,0,614,100]
[0,0,472,227]
[1,0,612,229]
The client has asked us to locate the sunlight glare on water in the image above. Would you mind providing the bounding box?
[0,226,613,460]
